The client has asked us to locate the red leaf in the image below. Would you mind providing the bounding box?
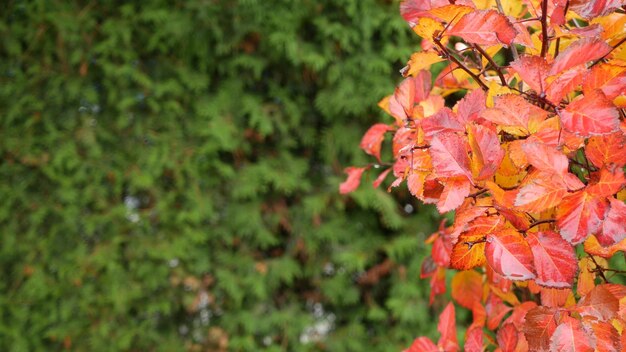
[570,0,626,18]
[389,72,432,121]
[437,177,471,213]
[549,38,612,76]
[451,270,483,309]
[456,88,486,124]
[496,323,519,352]
[432,233,452,267]
[522,141,568,176]
[515,171,568,213]
[545,66,586,104]
[526,231,577,288]
[372,168,392,189]
[559,90,620,136]
[509,56,550,93]
[522,306,558,352]
[422,107,464,137]
[585,132,626,169]
[540,287,574,308]
[360,123,390,161]
[407,172,428,199]
[400,0,432,27]
[429,132,472,180]
[404,337,438,352]
[486,228,536,281]
[437,302,459,352]
[577,284,619,322]
[339,167,366,194]
[464,325,483,352]
[486,294,512,330]
[599,198,626,246]
[447,10,517,45]
[549,316,594,352]
[481,94,549,135]
[468,123,504,180]
[430,266,447,304]
[556,191,608,245]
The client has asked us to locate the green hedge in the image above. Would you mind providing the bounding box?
[0,1,442,350]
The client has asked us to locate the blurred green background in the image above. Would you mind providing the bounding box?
[0,0,442,350]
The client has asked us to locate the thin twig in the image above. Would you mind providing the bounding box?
[473,44,508,86]
[527,219,556,230]
[589,255,610,283]
[540,0,550,57]
[433,37,489,91]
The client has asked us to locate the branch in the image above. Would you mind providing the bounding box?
[527,219,556,230]
[540,0,550,58]
[589,255,610,284]
[473,44,508,87]
[433,36,489,91]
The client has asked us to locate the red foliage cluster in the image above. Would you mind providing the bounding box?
[342,0,626,350]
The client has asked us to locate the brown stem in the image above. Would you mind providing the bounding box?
[469,188,488,199]
[473,44,508,87]
[527,219,556,230]
[540,0,550,57]
[495,0,520,61]
[433,37,489,91]
[589,255,610,283]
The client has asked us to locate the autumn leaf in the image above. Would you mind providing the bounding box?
[558,90,620,136]
[372,168,392,189]
[447,10,517,45]
[429,132,472,180]
[486,294,512,330]
[515,171,568,213]
[583,63,626,99]
[526,231,577,288]
[421,107,464,137]
[598,197,626,246]
[339,167,366,194]
[404,52,445,77]
[437,177,471,213]
[556,190,607,245]
[437,302,459,352]
[570,0,626,19]
[588,321,621,352]
[521,141,568,176]
[399,0,431,27]
[455,88,486,123]
[468,123,504,180]
[522,306,558,352]
[577,284,619,321]
[549,315,594,352]
[451,270,483,309]
[587,167,626,198]
[585,132,626,169]
[360,123,390,161]
[549,38,612,76]
[404,337,438,352]
[451,216,504,270]
[486,228,536,281]
[480,94,549,136]
[496,323,519,352]
[509,55,550,93]
[583,235,626,258]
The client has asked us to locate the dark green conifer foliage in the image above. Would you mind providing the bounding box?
[1,1,441,350]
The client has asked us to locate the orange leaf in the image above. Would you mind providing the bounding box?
[577,284,619,322]
[514,171,568,213]
[585,132,626,169]
[496,323,519,352]
[455,88,486,123]
[429,132,472,180]
[587,167,626,198]
[556,190,607,245]
[446,10,517,45]
[583,63,626,99]
[485,228,536,281]
[468,123,504,180]
[584,235,626,258]
[451,270,483,309]
[437,177,471,213]
[577,257,597,297]
[559,90,620,136]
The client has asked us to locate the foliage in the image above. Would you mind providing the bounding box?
[0,0,443,351]
[344,0,626,350]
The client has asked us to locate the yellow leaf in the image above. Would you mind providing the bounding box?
[486,80,511,108]
[592,13,626,41]
[378,96,391,115]
[413,17,445,42]
[405,52,444,77]
[481,45,503,69]
[427,5,473,25]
